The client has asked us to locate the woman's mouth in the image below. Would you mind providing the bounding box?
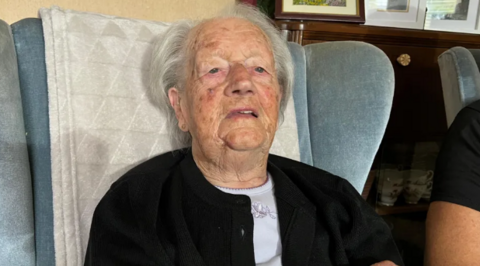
[226,108,258,119]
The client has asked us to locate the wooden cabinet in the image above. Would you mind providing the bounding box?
[276,20,480,143]
[376,44,446,141]
[275,22,480,262]
[278,20,480,217]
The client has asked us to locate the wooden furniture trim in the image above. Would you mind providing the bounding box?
[375,202,430,215]
[276,20,480,48]
[361,171,376,200]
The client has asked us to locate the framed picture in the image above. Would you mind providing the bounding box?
[275,0,366,23]
[476,8,480,32]
[423,0,480,33]
[364,0,427,29]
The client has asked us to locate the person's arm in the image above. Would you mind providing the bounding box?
[425,201,480,266]
[425,101,480,266]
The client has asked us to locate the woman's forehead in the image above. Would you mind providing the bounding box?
[187,18,273,63]
[190,18,270,51]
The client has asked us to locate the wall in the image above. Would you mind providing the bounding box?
[0,0,235,24]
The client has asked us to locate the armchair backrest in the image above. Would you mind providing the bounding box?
[289,41,394,193]
[438,47,480,127]
[0,19,35,266]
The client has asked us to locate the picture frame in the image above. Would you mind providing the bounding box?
[423,0,480,33]
[364,0,428,29]
[275,0,366,23]
[476,8,480,33]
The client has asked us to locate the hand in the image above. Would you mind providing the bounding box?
[371,261,398,266]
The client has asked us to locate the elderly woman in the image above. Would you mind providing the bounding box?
[85,4,402,266]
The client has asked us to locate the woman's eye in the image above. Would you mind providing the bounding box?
[255,67,266,73]
[209,68,219,74]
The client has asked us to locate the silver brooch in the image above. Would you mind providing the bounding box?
[251,202,277,219]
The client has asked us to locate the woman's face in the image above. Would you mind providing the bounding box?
[169,18,281,158]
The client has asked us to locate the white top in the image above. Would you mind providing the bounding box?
[216,173,282,266]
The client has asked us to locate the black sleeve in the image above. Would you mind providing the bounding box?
[84,180,157,266]
[431,101,480,212]
[339,179,405,266]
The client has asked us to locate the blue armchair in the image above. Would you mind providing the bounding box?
[0,18,35,266]
[438,47,480,127]
[0,14,394,265]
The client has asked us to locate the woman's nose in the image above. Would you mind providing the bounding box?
[225,64,255,97]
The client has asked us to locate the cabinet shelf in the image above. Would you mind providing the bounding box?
[375,200,430,216]
[365,171,431,216]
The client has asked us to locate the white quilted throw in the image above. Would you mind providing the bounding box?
[40,7,299,265]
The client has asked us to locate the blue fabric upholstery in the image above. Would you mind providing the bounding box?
[304,41,394,193]
[288,42,313,166]
[469,49,480,70]
[0,19,35,266]
[438,47,480,127]
[11,18,55,266]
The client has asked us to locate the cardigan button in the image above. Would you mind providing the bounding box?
[240,225,246,240]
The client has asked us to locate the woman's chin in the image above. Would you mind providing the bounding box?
[223,129,269,152]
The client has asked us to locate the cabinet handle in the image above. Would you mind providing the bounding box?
[397,54,411,66]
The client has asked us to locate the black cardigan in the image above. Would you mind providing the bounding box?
[84,149,403,266]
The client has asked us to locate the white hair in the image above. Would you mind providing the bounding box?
[149,3,294,147]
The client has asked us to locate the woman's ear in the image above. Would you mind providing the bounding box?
[168,88,189,132]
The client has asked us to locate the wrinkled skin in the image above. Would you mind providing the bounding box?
[168,18,281,188]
